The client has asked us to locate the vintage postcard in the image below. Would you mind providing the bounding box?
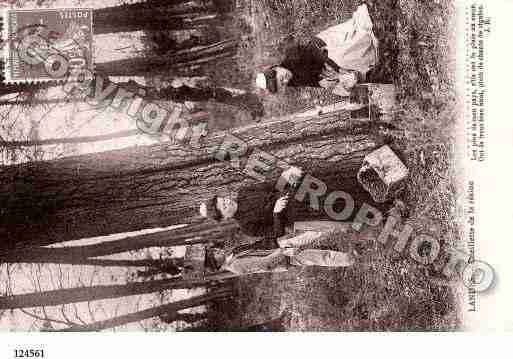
[0,0,512,356]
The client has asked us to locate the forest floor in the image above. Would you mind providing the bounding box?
[205,0,462,331]
[147,0,462,331]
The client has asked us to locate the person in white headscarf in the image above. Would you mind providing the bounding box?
[200,167,357,276]
[255,4,378,97]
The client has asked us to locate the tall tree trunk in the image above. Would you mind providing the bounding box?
[58,289,230,331]
[98,76,261,117]
[1,220,237,260]
[93,0,227,35]
[0,273,231,310]
[0,98,86,107]
[0,81,58,98]
[0,107,396,250]
[95,39,237,77]
[2,72,256,117]
[2,256,183,268]
[0,130,140,147]
[159,85,264,117]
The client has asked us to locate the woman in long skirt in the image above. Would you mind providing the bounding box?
[255,4,378,97]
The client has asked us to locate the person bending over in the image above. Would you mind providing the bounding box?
[256,4,378,97]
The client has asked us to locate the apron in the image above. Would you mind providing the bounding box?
[278,221,353,248]
[316,4,379,75]
[222,221,355,275]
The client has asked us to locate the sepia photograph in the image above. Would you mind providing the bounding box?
[0,0,496,335]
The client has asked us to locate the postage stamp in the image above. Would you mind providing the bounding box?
[2,8,93,83]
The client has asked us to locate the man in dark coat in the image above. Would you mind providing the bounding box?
[255,4,378,96]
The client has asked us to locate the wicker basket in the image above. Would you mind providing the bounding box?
[357,145,409,203]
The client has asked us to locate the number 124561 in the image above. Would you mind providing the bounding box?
[14,349,44,358]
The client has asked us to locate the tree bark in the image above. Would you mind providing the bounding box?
[0,130,140,147]
[1,255,184,268]
[2,73,255,118]
[159,85,264,117]
[93,1,225,35]
[1,220,237,260]
[57,289,230,331]
[0,81,59,98]
[0,272,231,310]
[101,76,261,116]
[0,98,86,107]
[94,39,237,77]
[0,107,396,250]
